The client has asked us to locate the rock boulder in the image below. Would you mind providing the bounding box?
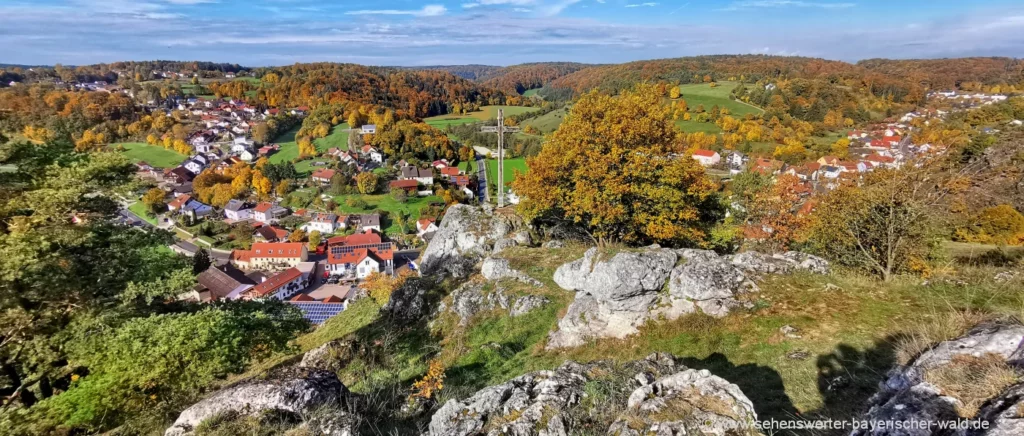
[419,205,527,278]
[548,248,770,349]
[165,367,349,436]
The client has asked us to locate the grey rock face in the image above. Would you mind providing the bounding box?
[492,238,519,254]
[420,205,526,278]
[300,339,359,373]
[851,322,1024,436]
[481,257,542,286]
[967,382,1024,436]
[446,280,550,325]
[727,251,831,275]
[543,240,565,249]
[608,369,758,436]
[426,354,755,436]
[912,323,1024,369]
[548,248,770,349]
[383,278,430,321]
[165,367,348,436]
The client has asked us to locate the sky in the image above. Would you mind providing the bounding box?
[1,0,1023,67]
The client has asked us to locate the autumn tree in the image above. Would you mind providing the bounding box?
[747,175,807,252]
[307,230,322,251]
[251,170,273,198]
[356,171,379,195]
[804,166,950,281]
[141,188,167,215]
[669,86,681,99]
[288,229,307,243]
[512,85,723,247]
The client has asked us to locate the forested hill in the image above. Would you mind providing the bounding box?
[477,62,594,94]
[856,57,1024,90]
[398,65,504,80]
[252,63,503,118]
[546,55,1024,104]
[401,62,594,94]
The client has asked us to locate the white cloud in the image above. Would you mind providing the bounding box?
[626,3,659,7]
[721,1,855,11]
[347,4,447,16]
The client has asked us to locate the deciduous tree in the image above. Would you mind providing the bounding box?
[512,85,722,247]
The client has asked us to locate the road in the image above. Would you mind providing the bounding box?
[474,155,489,204]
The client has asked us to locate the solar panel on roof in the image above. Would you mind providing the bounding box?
[289,302,345,325]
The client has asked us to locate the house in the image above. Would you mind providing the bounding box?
[389,179,419,193]
[229,249,252,270]
[326,230,396,278]
[691,149,721,167]
[246,242,309,270]
[239,149,256,162]
[168,194,193,211]
[254,225,290,242]
[416,218,438,236]
[311,168,337,185]
[253,202,288,224]
[166,166,195,184]
[819,165,842,179]
[224,200,252,221]
[360,124,377,134]
[865,154,898,169]
[166,194,213,216]
[288,295,348,325]
[349,214,381,232]
[400,166,434,185]
[192,264,256,302]
[440,166,462,179]
[302,212,340,234]
[241,267,308,300]
[183,156,206,175]
[817,156,841,166]
[360,145,383,163]
[751,158,783,175]
[725,152,746,170]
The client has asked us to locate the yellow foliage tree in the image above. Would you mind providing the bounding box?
[252,170,272,198]
[669,86,681,99]
[512,85,721,247]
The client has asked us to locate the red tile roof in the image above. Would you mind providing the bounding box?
[692,149,718,158]
[417,218,435,230]
[440,167,461,176]
[291,293,314,302]
[168,194,191,210]
[312,168,337,180]
[323,295,343,303]
[328,229,383,246]
[390,179,418,190]
[254,202,275,213]
[230,250,253,263]
[248,267,302,298]
[251,242,305,259]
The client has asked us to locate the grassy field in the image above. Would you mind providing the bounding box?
[675,119,724,134]
[484,157,529,191]
[424,105,541,124]
[425,117,479,129]
[522,89,540,97]
[127,201,158,225]
[670,81,763,118]
[311,123,350,153]
[268,125,301,164]
[331,193,442,234]
[114,142,187,168]
[521,107,567,134]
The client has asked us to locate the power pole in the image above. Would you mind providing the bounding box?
[480,109,519,207]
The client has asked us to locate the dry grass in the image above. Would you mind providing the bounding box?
[892,309,991,365]
[923,353,1020,417]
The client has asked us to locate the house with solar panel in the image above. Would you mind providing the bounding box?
[326,229,396,279]
[240,267,308,300]
[288,294,348,325]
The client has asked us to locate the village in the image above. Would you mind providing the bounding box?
[121,93,477,325]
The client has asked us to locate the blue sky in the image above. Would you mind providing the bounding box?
[1,0,1022,66]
